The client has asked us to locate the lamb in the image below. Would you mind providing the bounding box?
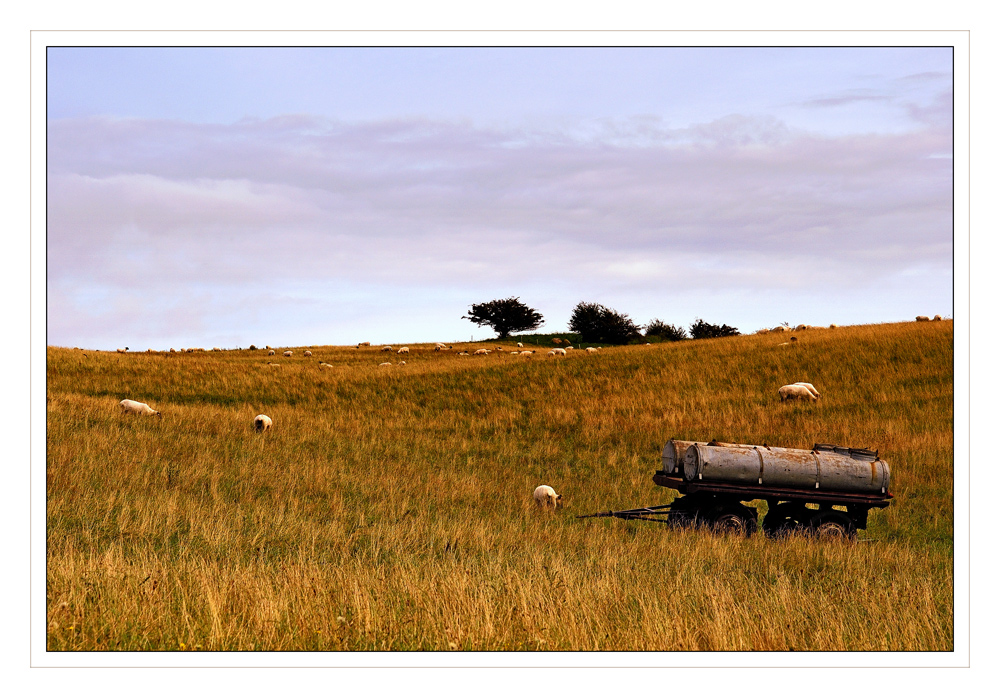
[778,384,818,402]
[793,382,821,399]
[303,350,312,357]
[283,350,293,357]
[533,485,563,509]
[253,414,272,432]
[397,347,409,354]
[916,316,930,322]
[119,399,161,417]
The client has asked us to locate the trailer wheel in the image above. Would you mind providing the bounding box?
[762,503,807,538]
[810,511,856,539]
[709,505,756,537]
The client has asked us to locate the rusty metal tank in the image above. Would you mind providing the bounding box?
[682,442,890,495]
[661,439,756,475]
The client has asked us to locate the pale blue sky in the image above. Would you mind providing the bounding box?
[47,46,953,349]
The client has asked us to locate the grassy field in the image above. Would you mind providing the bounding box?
[46,321,954,651]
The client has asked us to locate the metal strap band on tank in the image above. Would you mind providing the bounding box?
[871,458,878,485]
[755,447,765,485]
[813,452,821,488]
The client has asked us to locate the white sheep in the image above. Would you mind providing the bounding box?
[283,350,293,357]
[119,399,161,417]
[533,485,563,509]
[116,347,129,353]
[397,347,409,354]
[517,342,524,348]
[829,324,839,328]
[458,351,469,356]
[519,350,534,356]
[585,347,599,353]
[357,342,371,347]
[916,316,930,322]
[474,348,490,355]
[793,382,821,399]
[304,350,312,357]
[379,362,392,367]
[268,349,276,356]
[757,328,770,335]
[550,348,567,356]
[778,384,818,402]
[253,414,272,432]
[319,362,334,369]
[772,326,790,332]
[933,314,942,321]
[382,346,394,352]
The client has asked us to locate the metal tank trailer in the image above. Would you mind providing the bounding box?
[579,440,892,538]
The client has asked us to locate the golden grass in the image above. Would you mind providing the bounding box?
[46,322,953,651]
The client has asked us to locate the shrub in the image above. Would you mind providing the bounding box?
[645,319,688,342]
[569,302,643,345]
[689,318,741,339]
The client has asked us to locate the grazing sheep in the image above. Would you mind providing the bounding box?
[116,347,129,353]
[777,342,790,346]
[357,342,371,347]
[474,348,490,355]
[757,328,770,335]
[916,316,930,322]
[283,350,293,357]
[397,347,409,354]
[398,360,406,366]
[772,326,790,333]
[795,324,807,331]
[517,342,524,348]
[778,384,818,402]
[585,347,599,353]
[268,349,276,356]
[933,314,942,321]
[519,350,535,356]
[829,324,839,329]
[169,348,176,353]
[379,362,392,367]
[253,414,272,432]
[119,399,161,417]
[550,348,567,356]
[382,346,393,352]
[434,343,450,351]
[458,351,469,356]
[267,362,281,367]
[319,362,334,369]
[533,485,563,509]
[793,382,821,399]
[304,350,312,357]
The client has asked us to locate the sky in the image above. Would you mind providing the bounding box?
[46,46,954,350]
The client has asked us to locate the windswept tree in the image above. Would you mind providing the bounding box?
[689,318,740,339]
[462,297,544,339]
[568,301,642,345]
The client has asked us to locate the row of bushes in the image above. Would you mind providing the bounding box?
[463,297,739,346]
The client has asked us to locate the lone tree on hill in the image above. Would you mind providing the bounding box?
[569,301,643,345]
[462,297,544,339]
[689,318,740,339]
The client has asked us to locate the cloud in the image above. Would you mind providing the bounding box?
[46,113,953,348]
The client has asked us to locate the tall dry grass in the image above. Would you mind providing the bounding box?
[46,322,953,651]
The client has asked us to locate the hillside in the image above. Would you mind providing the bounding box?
[46,321,954,651]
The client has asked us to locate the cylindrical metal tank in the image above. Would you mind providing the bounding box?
[682,443,890,495]
[662,439,756,475]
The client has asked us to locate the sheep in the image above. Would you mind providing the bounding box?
[283,350,293,357]
[268,349,276,356]
[379,362,392,367]
[519,350,535,356]
[757,328,770,335]
[795,324,808,331]
[304,350,312,357]
[793,382,821,399]
[169,348,176,353]
[777,342,790,346]
[397,347,409,354]
[253,414,272,432]
[119,399,161,417]
[550,348,567,356]
[319,362,334,369]
[212,347,221,352]
[772,326,790,332]
[552,338,563,345]
[116,347,129,353]
[434,344,450,351]
[533,485,563,509]
[933,314,942,321]
[546,350,555,356]
[517,342,524,348]
[778,384,818,402]
[357,342,371,347]
[474,348,490,355]
[586,347,599,353]
[564,345,573,349]
[398,361,406,366]
[829,324,839,329]
[267,362,281,367]
[382,346,394,352]
[458,351,469,356]
[916,316,930,322]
